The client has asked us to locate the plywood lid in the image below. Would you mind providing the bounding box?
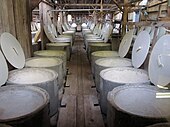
[132,31,150,68]
[149,35,170,87]
[118,29,135,58]
[0,50,8,86]
[0,33,25,69]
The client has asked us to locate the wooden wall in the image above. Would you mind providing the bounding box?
[141,0,168,21]
[0,0,32,58]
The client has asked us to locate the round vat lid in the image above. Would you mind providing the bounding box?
[149,35,170,87]
[51,24,58,38]
[137,26,145,35]
[150,27,155,41]
[157,27,166,40]
[118,29,135,58]
[0,50,8,86]
[0,33,25,69]
[132,31,150,68]
[0,85,49,122]
[144,26,152,33]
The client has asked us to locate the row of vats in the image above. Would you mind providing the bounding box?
[0,17,170,127]
[0,20,76,127]
[82,20,170,127]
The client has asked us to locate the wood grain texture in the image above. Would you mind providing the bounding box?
[0,0,32,58]
[57,33,105,127]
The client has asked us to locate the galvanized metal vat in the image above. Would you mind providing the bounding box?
[6,68,58,126]
[91,51,119,76]
[88,43,111,59]
[33,50,67,77]
[100,67,150,115]
[25,57,64,100]
[107,85,170,127]
[46,43,71,61]
[0,85,50,127]
[94,57,132,93]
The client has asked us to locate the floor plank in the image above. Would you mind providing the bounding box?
[57,32,105,127]
[57,95,76,127]
[84,95,105,127]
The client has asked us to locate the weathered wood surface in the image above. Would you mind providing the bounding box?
[0,0,32,58]
[57,33,105,127]
[30,0,42,10]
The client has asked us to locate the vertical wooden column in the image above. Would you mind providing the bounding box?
[0,0,32,58]
[168,0,170,17]
[122,0,128,36]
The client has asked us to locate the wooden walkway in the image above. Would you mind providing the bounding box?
[57,33,105,127]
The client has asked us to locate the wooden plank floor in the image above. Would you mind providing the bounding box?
[57,32,105,127]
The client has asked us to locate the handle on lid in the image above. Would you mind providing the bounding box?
[157,54,170,67]
[136,46,142,52]
[158,54,164,67]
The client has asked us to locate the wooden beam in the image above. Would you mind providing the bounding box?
[58,4,117,7]
[30,0,42,10]
[49,8,116,12]
[42,0,55,7]
[112,0,124,12]
[122,0,129,36]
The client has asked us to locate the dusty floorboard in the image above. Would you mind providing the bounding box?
[57,33,105,127]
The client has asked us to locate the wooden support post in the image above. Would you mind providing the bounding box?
[168,0,170,17]
[112,0,124,12]
[30,0,42,10]
[122,0,129,36]
[0,0,32,58]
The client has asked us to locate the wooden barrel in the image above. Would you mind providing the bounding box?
[107,85,170,127]
[88,43,111,60]
[46,42,71,61]
[25,57,64,100]
[100,67,150,115]
[94,58,132,93]
[91,51,119,76]
[6,68,58,126]
[34,50,67,77]
[0,85,50,127]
